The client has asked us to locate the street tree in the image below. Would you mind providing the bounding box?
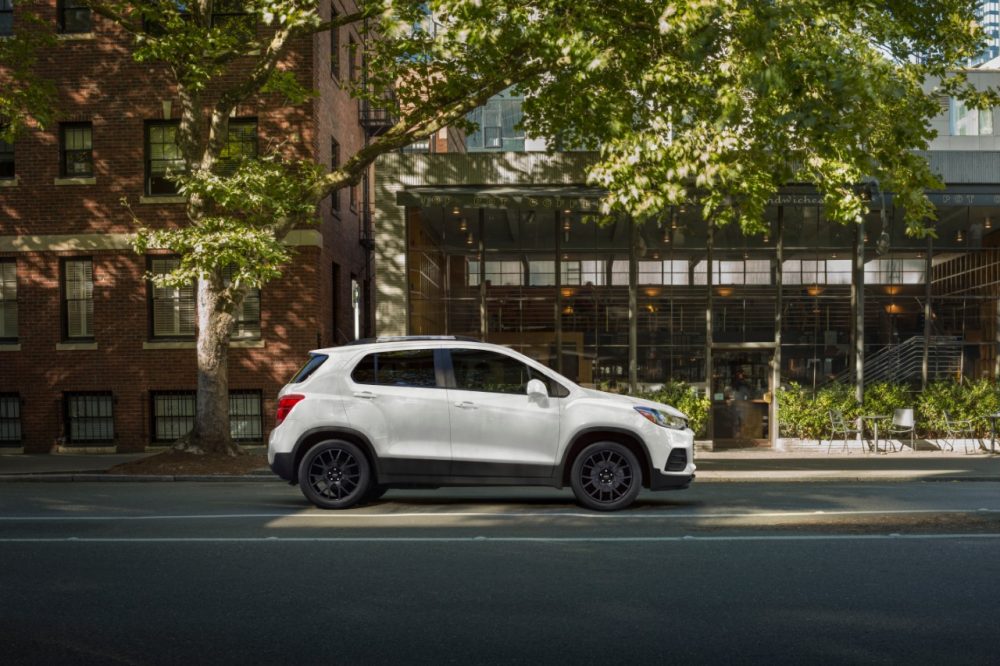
[2,0,992,455]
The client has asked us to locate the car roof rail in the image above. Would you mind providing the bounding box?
[342,335,482,346]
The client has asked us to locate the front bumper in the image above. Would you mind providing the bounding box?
[649,470,694,491]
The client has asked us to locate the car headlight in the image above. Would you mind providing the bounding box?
[634,406,687,430]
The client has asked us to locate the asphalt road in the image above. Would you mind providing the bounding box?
[2,482,1000,664]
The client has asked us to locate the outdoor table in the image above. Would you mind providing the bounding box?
[861,415,891,454]
[987,414,1000,454]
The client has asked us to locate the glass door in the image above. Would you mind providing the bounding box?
[711,350,772,445]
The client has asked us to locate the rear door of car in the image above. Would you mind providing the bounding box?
[342,347,451,475]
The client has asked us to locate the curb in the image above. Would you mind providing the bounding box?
[0,473,280,482]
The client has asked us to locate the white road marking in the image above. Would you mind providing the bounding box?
[0,534,998,543]
[0,507,999,521]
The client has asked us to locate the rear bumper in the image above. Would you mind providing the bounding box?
[270,452,296,482]
[649,470,694,491]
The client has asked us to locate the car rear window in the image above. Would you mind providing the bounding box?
[289,353,328,384]
[351,349,438,388]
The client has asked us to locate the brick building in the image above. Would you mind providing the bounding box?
[0,1,374,452]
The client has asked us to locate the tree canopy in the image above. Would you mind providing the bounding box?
[2,0,993,453]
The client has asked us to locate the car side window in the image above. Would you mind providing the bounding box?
[351,349,438,388]
[451,349,567,396]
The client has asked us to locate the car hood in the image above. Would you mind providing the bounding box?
[580,388,688,420]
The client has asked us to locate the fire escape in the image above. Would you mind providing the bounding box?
[357,23,396,337]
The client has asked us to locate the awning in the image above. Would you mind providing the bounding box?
[396,185,607,211]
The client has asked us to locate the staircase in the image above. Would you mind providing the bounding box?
[832,335,963,385]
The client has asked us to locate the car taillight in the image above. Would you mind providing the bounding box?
[276,394,305,424]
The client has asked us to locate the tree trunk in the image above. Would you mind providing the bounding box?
[178,277,242,456]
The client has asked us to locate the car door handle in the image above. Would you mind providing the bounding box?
[353,391,377,400]
[454,401,477,409]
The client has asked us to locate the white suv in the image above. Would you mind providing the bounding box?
[268,337,695,511]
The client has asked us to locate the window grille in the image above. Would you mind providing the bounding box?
[229,391,262,441]
[152,392,195,442]
[151,390,263,442]
[60,123,93,177]
[63,258,94,339]
[0,394,20,443]
[0,260,17,340]
[150,257,195,338]
[65,392,114,443]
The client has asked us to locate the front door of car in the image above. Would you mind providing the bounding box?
[342,348,451,475]
[445,348,561,478]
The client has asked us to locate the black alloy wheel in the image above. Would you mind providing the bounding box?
[297,440,371,510]
[570,441,642,511]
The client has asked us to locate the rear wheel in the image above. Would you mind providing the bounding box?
[297,440,371,510]
[570,441,641,511]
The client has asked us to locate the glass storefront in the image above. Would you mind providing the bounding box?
[404,198,1000,439]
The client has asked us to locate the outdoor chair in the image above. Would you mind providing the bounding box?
[943,411,977,454]
[883,408,916,452]
[827,409,861,454]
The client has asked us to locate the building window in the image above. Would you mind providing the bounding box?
[330,4,340,80]
[149,257,196,338]
[62,258,94,339]
[221,265,261,340]
[348,35,358,82]
[58,0,91,34]
[0,394,20,443]
[0,131,12,179]
[212,0,253,38]
[216,118,257,176]
[349,184,358,212]
[0,260,16,341]
[951,98,994,136]
[151,390,262,442]
[65,392,114,444]
[229,390,262,442]
[0,1,12,38]
[60,123,93,177]
[330,138,340,215]
[151,391,195,443]
[145,121,184,196]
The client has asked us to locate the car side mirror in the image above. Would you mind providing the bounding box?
[526,379,548,398]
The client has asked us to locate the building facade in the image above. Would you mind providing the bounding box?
[375,128,1000,446]
[0,1,373,452]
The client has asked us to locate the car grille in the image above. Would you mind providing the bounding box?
[665,449,687,472]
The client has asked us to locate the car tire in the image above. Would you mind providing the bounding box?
[570,441,642,511]
[297,440,371,510]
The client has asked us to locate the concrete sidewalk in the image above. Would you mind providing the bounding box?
[0,448,998,483]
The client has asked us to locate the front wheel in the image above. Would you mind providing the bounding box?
[297,440,371,510]
[570,442,642,511]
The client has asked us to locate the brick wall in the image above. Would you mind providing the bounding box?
[0,1,369,451]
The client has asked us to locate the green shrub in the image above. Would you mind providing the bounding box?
[636,381,710,439]
[917,379,1000,437]
[778,382,859,439]
[861,381,913,419]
